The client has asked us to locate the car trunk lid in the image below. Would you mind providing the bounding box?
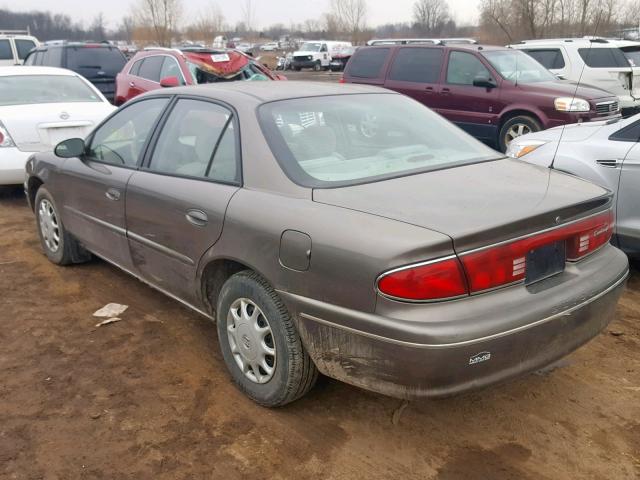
[2,103,115,152]
[312,159,612,253]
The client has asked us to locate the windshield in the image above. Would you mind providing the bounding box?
[483,50,557,83]
[187,61,269,83]
[300,42,322,52]
[65,47,126,77]
[258,94,500,188]
[0,75,102,106]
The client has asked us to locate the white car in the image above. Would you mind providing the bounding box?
[260,42,279,52]
[0,67,116,185]
[509,38,640,113]
[506,115,640,255]
[0,31,39,66]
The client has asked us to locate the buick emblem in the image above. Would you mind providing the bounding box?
[59,111,70,120]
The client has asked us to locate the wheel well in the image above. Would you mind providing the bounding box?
[499,110,542,129]
[201,259,252,317]
[26,177,44,211]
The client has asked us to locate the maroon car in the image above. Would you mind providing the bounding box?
[115,47,285,106]
[343,44,621,151]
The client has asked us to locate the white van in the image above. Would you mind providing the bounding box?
[509,38,640,113]
[291,41,352,71]
[0,31,39,66]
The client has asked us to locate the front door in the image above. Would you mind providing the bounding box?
[618,141,640,253]
[383,47,444,110]
[125,97,241,304]
[60,97,170,270]
[439,50,502,142]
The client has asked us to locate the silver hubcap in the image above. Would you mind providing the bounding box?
[38,199,60,253]
[227,298,276,384]
[505,123,532,145]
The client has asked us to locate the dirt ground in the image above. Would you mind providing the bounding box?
[0,185,639,480]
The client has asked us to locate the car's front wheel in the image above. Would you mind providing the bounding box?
[313,61,322,72]
[216,270,318,407]
[498,115,541,152]
[34,187,89,265]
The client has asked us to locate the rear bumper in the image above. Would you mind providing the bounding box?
[280,245,628,399]
[0,147,32,185]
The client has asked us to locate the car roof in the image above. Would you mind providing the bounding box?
[144,81,389,104]
[362,43,507,52]
[511,38,624,48]
[0,66,78,77]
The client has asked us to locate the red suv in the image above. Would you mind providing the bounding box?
[115,47,285,106]
[343,44,621,151]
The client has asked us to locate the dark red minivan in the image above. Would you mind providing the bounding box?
[343,44,621,151]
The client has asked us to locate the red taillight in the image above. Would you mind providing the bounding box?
[377,257,468,301]
[460,210,614,293]
[0,131,4,144]
[378,210,614,302]
[339,77,345,84]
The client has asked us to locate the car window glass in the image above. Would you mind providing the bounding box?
[65,47,126,76]
[389,48,443,83]
[621,47,640,67]
[523,49,565,69]
[0,40,12,60]
[159,57,184,84]
[46,47,63,65]
[87,98,168,167]
[138,56,164,82]
[447,51,491,85]
[321,44,328,52]
[130,59,143,76]
[15,40,36,60]
[148,99,237,182]
[578,48,630,68]
[33,51,44,65]
[610,120,640,142]
[347,48,390,78]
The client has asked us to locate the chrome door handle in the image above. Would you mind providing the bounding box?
[129,82,135,87]
[105,188,121,201]
[596,159,622,168]
[186,209,208,226]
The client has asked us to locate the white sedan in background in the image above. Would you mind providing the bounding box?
[0,66,116,185]
[507,116,640,255]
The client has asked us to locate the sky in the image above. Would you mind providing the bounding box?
[4,0,482,30]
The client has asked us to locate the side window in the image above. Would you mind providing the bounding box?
[129,59,143,76]
[15,40,36,60]
[159,57,185,84]
[446,51,492,85]
[347,48,390,78]
[148,99,238,183]
[389,48,443,83]
[610,120,640,142]
[46,47,63,65]
[138,56,164,82]
[0,40,12,60]
[524,49,565,69]
[321,44,328,52]
[578,48,630,68]
[87,98,169,167]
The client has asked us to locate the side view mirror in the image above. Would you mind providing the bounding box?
[54,138,85,158]
[160,76,180,88]
[473,76,497,88]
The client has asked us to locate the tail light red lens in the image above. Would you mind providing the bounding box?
[377,257,468,301]
[378,210,614,301]
[339,77,346,84]
[460,210,614,293]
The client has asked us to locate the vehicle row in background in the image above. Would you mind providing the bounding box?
[115,47,285,106]
[0,66,115,185]
[344,43,620,151]
[291,41,353,71]
[0,30,39,66]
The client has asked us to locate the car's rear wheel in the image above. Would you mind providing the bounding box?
[216,270,318,407]
[313,61,322,72]
[498,115,541,152]
[35,187,89,265]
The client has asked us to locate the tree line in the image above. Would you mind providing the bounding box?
[3,0,640,47]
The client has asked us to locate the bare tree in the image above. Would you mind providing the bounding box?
[188,2,225,43]
[413,0,450,34]
[330,0,368,41]
[480,0,516,42]
[241,0,256,33]
[135,0,182,46]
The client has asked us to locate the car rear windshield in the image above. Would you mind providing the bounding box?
[346,48,390,78]
[483,50,556,83]
[619,46,640,67]
[578,48,630,68]
[187,61,269,83]
[0,75,101,106]
[65,47,126,77]
[258,93,500,188]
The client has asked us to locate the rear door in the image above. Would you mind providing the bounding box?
[614,124,640,253]
[60,97,170,270]
[131,55,164,95]
[383,47,444,110]
[439,50,502,141]
[125,97,241,303]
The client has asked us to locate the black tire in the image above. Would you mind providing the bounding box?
[498,115,541,152]
[294,66,301,71]
[34,187,90,265]
[216,270,318,407]
[313,61,322,72]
